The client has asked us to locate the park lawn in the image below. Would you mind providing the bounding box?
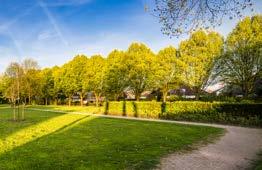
[0,105,64,139]
[0,106,224,169]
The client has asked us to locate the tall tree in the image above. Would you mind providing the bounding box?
[68,55,89,106]
[83,55,106,106]
[218,15,262,97]
[155,46,184,102]
[40,68,55,105]
[52,66,63,105]
[125,43,155,100]
[57,55,88,106]
[179,30,223,99]
[105,50,128,100]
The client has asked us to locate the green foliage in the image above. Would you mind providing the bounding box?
[155,46,184,102]
[105,50,128,100]
[1,16,261,106]
[61,101,262,127]
[83,55,106,106]
[125,43,156,100]
[179,30,223,99]
[218,15,262,97]
[40,68,55,105]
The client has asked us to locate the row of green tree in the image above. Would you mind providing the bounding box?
[0,15,261,106]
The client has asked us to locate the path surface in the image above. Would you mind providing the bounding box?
[158,124,262,170]
[28,108,262,170]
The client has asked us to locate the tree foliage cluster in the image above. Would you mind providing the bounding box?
[0,15,261,106]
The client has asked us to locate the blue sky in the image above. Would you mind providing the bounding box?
[0,0,261,73]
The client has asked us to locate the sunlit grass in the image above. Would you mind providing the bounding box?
[0,113,90,154]
[29,105,103,114]
[0,106,224,169]
[0,106,67,139]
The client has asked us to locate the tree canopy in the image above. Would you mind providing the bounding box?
[1,15,261,104]
[218,15,262,97]
[153,0,254,37]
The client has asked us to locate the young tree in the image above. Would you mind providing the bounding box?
[179,30,223,99]
[83,55,106,106]
[3,62,23,120]
[155,46,184,102]
[125,43,155,100]
[218,15,262,97]
[21,58,41,104]
[105,50,128,100]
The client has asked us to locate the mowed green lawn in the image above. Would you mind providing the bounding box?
[0,105,223,170]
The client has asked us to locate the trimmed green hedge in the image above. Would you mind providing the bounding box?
[104,101,262,127]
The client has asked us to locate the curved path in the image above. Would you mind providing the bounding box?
[158,123,262,170]
[28,108,262,170]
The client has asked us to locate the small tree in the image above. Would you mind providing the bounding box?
[3,62,24,121]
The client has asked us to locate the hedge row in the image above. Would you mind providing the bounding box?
[102,101,262,127]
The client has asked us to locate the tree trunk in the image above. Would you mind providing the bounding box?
[45,97,48,106]
[68,96,71,107]
[114,94,119,101]
[163,90,168,103]
[94,93,100,107]
[28,95,31,105]
[13,103,16,121]
[22,103,25,120]
[136,93,141,101]
[54,98,58,105]
[195,90,200,100]
[80,93,84,107]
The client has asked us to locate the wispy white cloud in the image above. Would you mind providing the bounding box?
[43,0,92,7]
[38,0,68,46]
[6,30,24,57]
[38,30,58,40]
[0,5,36,32]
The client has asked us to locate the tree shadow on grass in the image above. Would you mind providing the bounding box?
[0,117,223,170]
[0,107,68,140]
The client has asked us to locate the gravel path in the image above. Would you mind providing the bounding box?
[158,123,262,170]
[28,108,262,170]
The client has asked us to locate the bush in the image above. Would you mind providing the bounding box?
[122,100,126,116]
[132,102,138,117]
[104,101,262,127]
[104,101,109,115]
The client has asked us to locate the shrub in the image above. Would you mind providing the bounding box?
[132,102,138,117]
[122,100,126,116]
[104,101,262,127]
[104,101,109,115]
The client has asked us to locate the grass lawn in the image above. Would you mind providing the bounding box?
[0,105,223,170]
